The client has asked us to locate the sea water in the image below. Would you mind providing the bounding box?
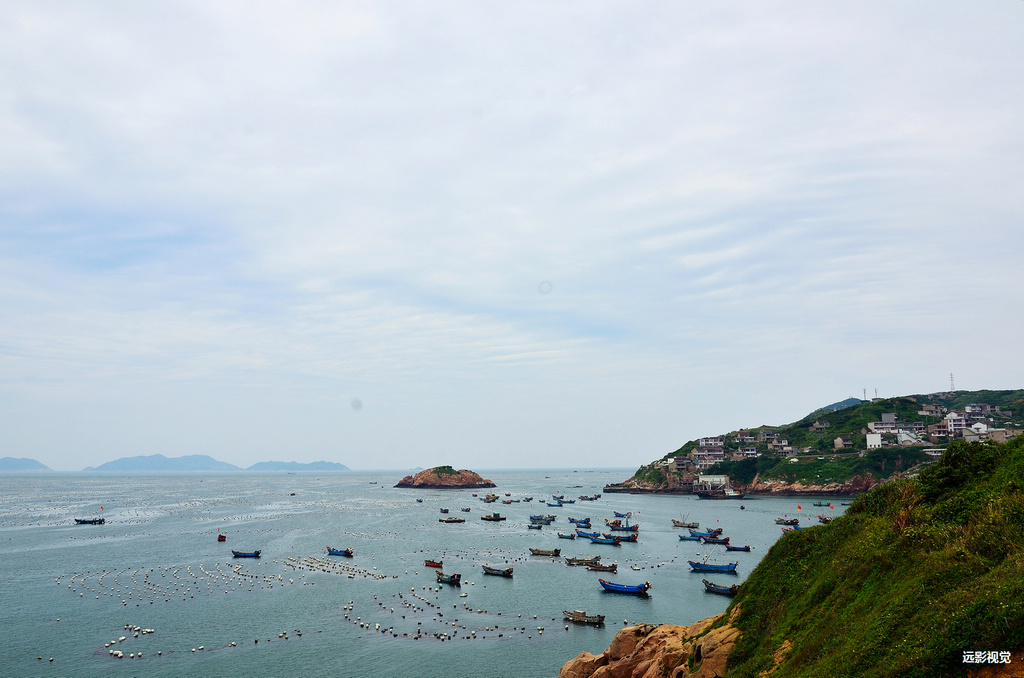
[0,469,846,677]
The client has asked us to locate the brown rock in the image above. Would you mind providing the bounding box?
[393,466,496,489]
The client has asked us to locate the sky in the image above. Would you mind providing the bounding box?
[2,2,1022,471]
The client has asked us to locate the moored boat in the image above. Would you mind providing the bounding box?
[576,529,601,539]
[439,516,466,523]
[436,571,462,586]
[481,513,506,521]
[671,519,699,528]
[725,544,751,552]
[689,528,723,538]
[528,523,543,529]
[424,559,443,568]
[701,536,730,545]
[589,536,621,546]
[818,515,833,524]
[232,550,261,558]
[327,547,353,557]
[586,562,617,573]
[613,511,631,518]
[687,560,737,573]
[702,579,739,596]
[217,534,227,542]
[74,518,105,525]
[557,532,576,539]
[482,565,513,577]
[529,548,561,557]
[775,517,799,525]
[564,555,601,566]
[603,532,636,542]
[564,610,605,625]
[598,579,650,595]
[678,534,701,541]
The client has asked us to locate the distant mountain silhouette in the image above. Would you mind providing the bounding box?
[0,457,50,471]
[246,461,349,471]
[83,454,241,472]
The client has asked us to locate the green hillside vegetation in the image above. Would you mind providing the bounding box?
[724,435,1024,677]
[431,465,459,476]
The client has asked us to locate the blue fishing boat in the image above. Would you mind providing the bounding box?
[702,579,739,596]
[598,579,650,595]
[725,544,751,552]
[546,502,563,507]
[576,529,601,539]
[528,523,543,529]
[687,560,737,573]
[781,525,803,532]
[608,524,639,532]
[688,528,723,538]
[326,547,353,557]
[557,532,576,539]
[436,571,462,586]
[678,534,701,541]
[589,536,621,546]
[74,518,105,525]
[613,511,631,518]
[552,495,564,500]
[567,517,591,526]
[232,550,261,558]
[701,536,730,545]
[603,532,637,542]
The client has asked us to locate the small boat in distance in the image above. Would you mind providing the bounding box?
[528,524,542,529]
[586,562,617,573]
[725,544,751,552]
[702,579,739,596]
[678,534,701,541]
[439,516,466,523]
[232,550,261,558]
[687,560,737,573]
[598,579,650,595]
[775,517,799,525]
[481,513,506,521]
[564,555,601,566]
[528,548,561,557]
[564,610,605,625]
[424,559,443,568]
[327,547,353,557]
[556,532,576,539]
[217,534,227,542]
[74,518,105,525]
[436,571,462,586]
[482,565,513,577]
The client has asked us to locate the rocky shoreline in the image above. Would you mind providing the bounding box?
[605,473,877,497]
[393,466,496,489]
[558,606,742,678]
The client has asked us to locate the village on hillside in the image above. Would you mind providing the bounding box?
[608,392,1023,495]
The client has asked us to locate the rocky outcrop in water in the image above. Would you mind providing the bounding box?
[558,607,741,678]
[738,473,876,496]
[393,466,495,489]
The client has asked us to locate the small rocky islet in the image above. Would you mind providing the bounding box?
[393,466,496,490]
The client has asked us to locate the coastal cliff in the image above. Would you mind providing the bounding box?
[572,436,1024,677]
[559,607,742,678]
[393,465,495,489]
[735,472,877,496]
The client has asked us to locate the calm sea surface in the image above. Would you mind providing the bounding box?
[0,470,847,678]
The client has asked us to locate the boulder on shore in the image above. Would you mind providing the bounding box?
[394,466,496,489]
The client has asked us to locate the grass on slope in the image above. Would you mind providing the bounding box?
[725,436,1024,678]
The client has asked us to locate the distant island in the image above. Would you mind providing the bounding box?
[83,454,242,472]
[246,461,349,471]
[0,457,50,471]
[394,465,496,489]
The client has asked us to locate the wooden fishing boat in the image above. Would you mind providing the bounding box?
[424,559,443,568]
[564,555,601,566]
[564,610,605,625]
[725,544,751,552]
[439,508,449,513]
[586,562,617,573]
[327,547,353,557]
[701,536,730,545]
[439,516,465,523]
[529,548,561,557]
[608,524,639,532]
[818,515,833,524]
[482,565,513,577]
[436,571,462,586]
[598,579,650,595]
[702,579,739,596]
[589,536,621,546]
[671,519,699,528]
[529,517,553,524]
[576,529,601,539]
[567,517,592,526]
[613,511,631,518]
[460,507,471,512]
[481,513,506,521]
[530,514,556,522]
[74,518,105,525]
[775,517,799,525]
[232,550,261,558]
[687,560,737,573]
[602,532,636,542]
[217,534,227,542]
[528,523,543,529]
[546,502,563,507]
[557,532,576,539]
[678,534,701,541]
[812,501,829,507]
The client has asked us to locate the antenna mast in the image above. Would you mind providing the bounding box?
[950,373,955,392]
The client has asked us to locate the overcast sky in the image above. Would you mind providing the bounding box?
[2,1,1022,471]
